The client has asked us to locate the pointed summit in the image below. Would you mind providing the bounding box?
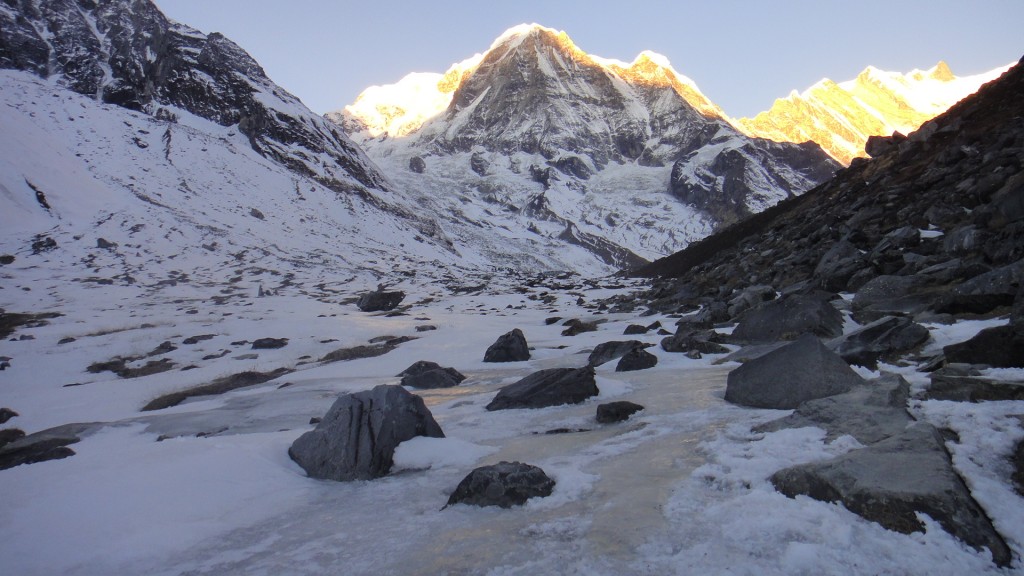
[930,60,955,81]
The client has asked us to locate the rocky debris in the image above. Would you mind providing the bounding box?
[623,324,650,335]
[770,423,1012,567]
[96,237,117,250]
[756,374,912,445]
[182,334,216,345]
[57,337,76,345]
[851,275,938,322]
[445,461,555,509]
[661,328,730,354]
[0,428,26,449]
[726,284,777,317]
[588,340,646,367]
[319,336,415,364]
[596,401,645,423]
[725,334,864,409]
[397,361,466,389]
[937,259,1024,314]
[289,385,444,481]
[864,132,906,158]
[813,241,866,292]
[409,156,426,173]
[88,357,176,379]
[357,288,406,312]
[0,310,61,340]
[0,407,18,425]
[561,318,599,336]
[730,294,844,344]
[470,151,490,176]
[251,337,288,350]
[148,340,178,356]
[0,255,14,265]
[615,347,658,372]
[943,325,1024,368]
[142,367,292,411]
[828,316,930,369]
[483,329,530,362]
[486,367,598,411]
[415,325,437,332]
[0,422,100,471]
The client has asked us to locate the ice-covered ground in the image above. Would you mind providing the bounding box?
[1,275,1021,575]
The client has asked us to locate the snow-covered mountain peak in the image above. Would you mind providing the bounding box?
[737,60,1012,164]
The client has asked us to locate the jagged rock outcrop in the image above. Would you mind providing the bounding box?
[483,329,530,362]
[485,367,598,411]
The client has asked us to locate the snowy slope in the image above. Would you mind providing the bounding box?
[735,61,1013,164]
[331,24,839,266]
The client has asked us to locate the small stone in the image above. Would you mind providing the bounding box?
[596,401,644,423]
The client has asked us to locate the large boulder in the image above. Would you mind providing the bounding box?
[486,367,598,411]
[288,385,444,481]
[925,371,1024,402]
[755,374,912,445]
[397,361,466,389]
[588,340,645,366]
[943,325,1024,368]
[730,295,843,344]
[483,329,530,362]
[813,241,866,292]
[615,347,658,372]
[661,328,730,354]
[356,289,406,312]
[828,316,930,369]
[770,423,1012,567]
[725,334,864,409]
[445,461,555,508]
[851,275,934,322]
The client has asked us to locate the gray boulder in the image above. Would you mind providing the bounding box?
[596,401,644,423]
[943,325,1024,368]
[828,316,930,369]
[661,328,730,354]
[445,461,555,508]
[397,360,466,389]
[771,423,1012,567]
[731,295,843,344]
[939,259,1024,314]
[926,370,1024,402]
[356,289,406,312]
[615,347,658,372]
[852,275,934,322]
[755,374,912,445]
[486,367,598,411]
[0,422,100,471]
[588,340,645,366]
[725,334,864,409]
[814,241,866,292]
[483,329,530,362]
[288,385,444,481]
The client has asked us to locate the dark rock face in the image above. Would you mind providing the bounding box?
[445,461,555,508]
[561,319,599,337]
[0,0,388,194]
[623,324,649,335]
[0,407,18,425]
[409,155,426,173]
[357,289,406,312]
[943,325,1024,368]
[486,367,598,411]
[770,423,1012,567]
[483,329,530,362]
[251,337,288,350]
[925,371,1024,402]
[588,340,645,366]
[615,347,658,372]
[0,422,99,471]
[813,241,866,292]
[938,259,1024,314]
[756,374,912,445]
[828,316,930,369]
[288,385,444,481]
[730,295,843,344]
[397,361,466,389]
[596,401,644,423]
[661,328,729,354]
[725,334,864,409]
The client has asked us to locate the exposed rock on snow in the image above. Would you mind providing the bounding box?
[595,401,645,424]
[587,340,646,366]
[397,361,466,389]
[615,347,658,372]
[730,294,844,344]
[251,337,288,350]
[943,325,1024,368]
[725,334,864,409]
[827,315,930,369]
[486,367,598,411]
[444,461,555,509]
[289,385,444,481]
[0,422,100,470]
[357,288,406,312]
[771,423,1013,567]
[483,328,530,362]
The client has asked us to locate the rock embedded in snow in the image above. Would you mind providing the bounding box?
[770,422,1013,567]
[725,334,864,409]
[357,289,406,312]
[615,347,658,372]
[661,328,730,355]
[288,385,444,481]
[730,294,844,344]
[596,401,645,423]
[587,340,646,367]
[483,329,530,362]
[851,275,935,322]
[408,156,426,173]
[827,315,930,369]
[445,461,555,509]
[0,422,99,471]
[251,337,288,350]
[486,367,598,411]
[397,361,466,389]
[0,407,17,425]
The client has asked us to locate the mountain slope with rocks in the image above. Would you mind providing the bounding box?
[735,61,1012,164]
[332,24,839,267]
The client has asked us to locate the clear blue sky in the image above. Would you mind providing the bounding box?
[153,0,1022,118]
